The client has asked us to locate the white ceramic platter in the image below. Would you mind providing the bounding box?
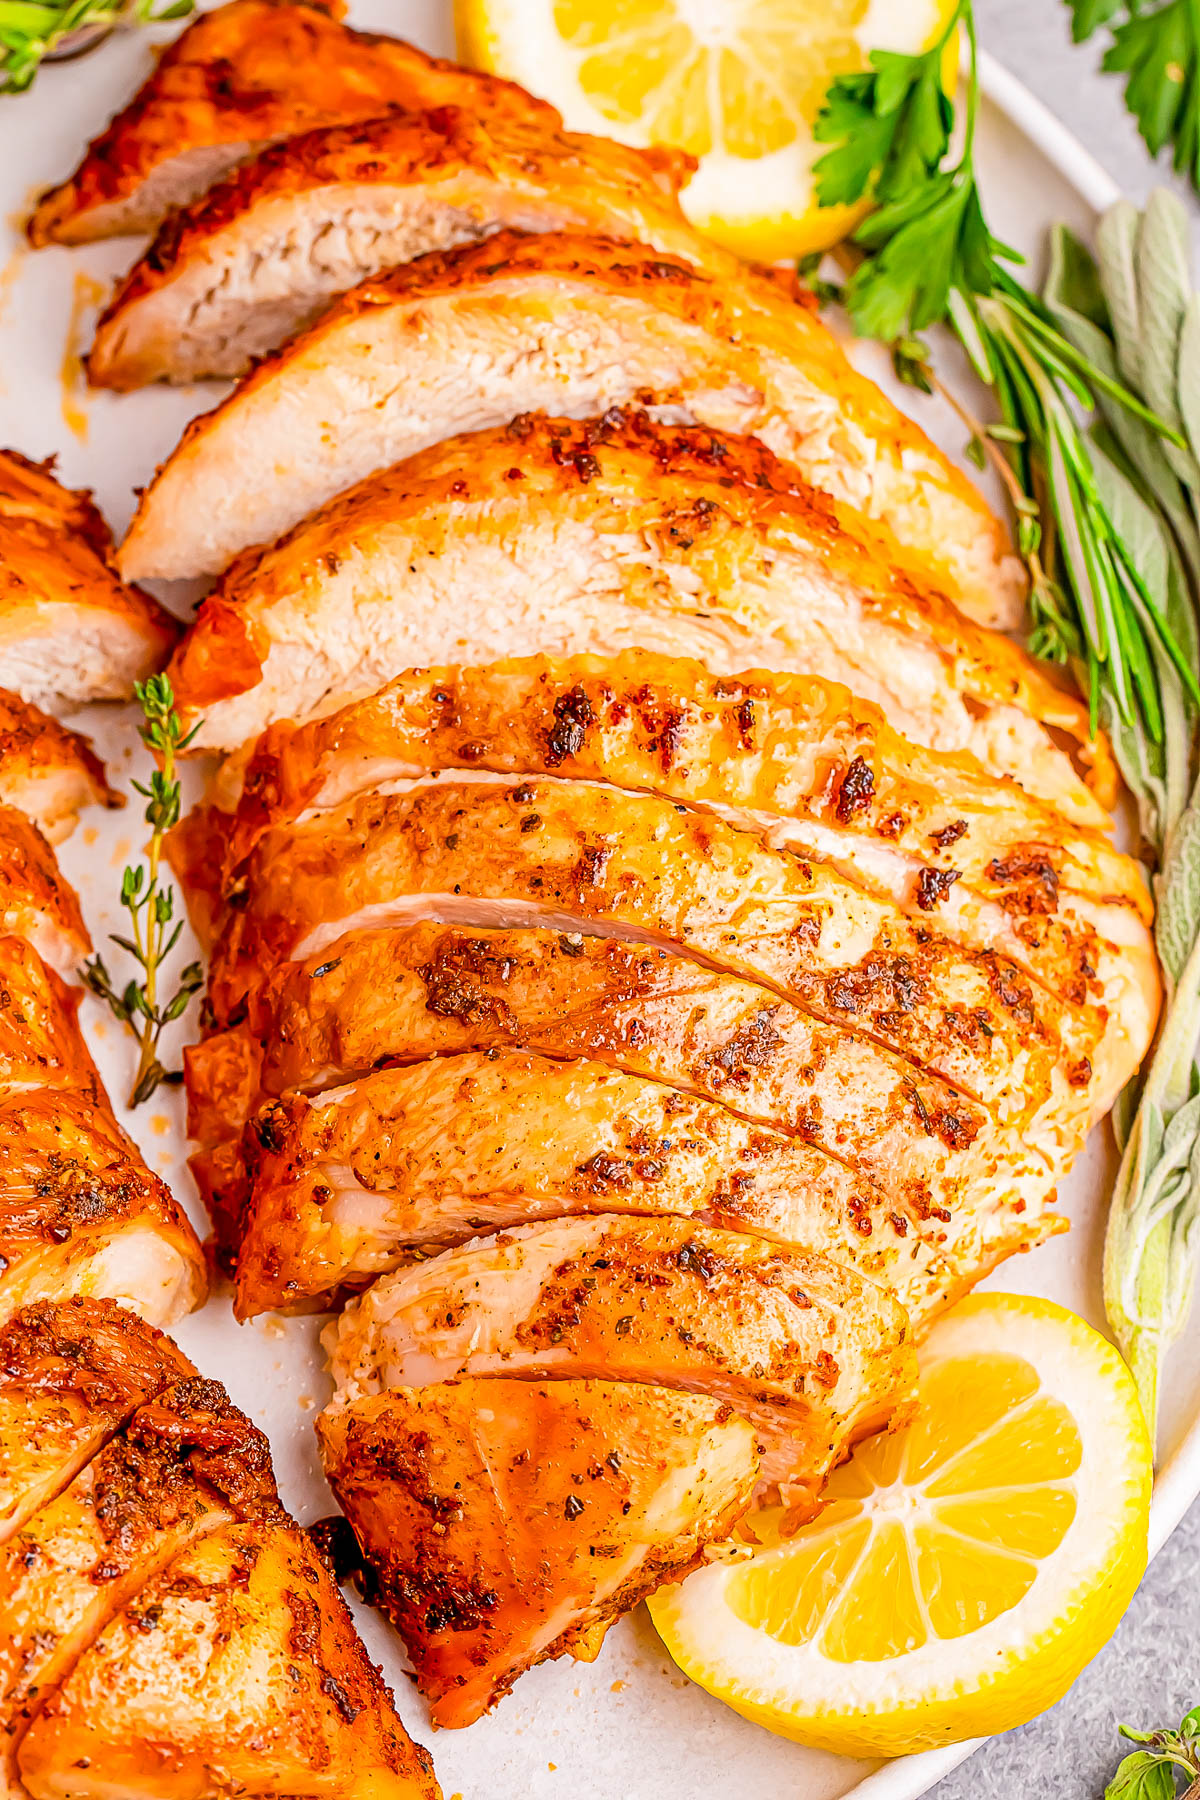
[0,12,1196,1799]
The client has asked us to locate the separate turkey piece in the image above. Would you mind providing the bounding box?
[0,450,176,712]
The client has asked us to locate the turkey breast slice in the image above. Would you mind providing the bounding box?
[16,1514,440,1800]
[325,1214,913,1507]
[0,805,92,975]
[160,412,1106,821]
[319,1380,759,1728]
[183,923,1068,1324]
[0,450,177,712]
[0,1298,194,1548]
[122,235,1022,628]
[0,1088,206,1329]
[184,649,1156,1079]
[229,1051,967,1324]
[206,776,1110,1130]
[25,0,567,245]
[0,1378,277,1783]
[88,114,724,387]
[0,690,117,845]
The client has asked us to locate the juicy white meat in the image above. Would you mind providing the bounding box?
[26,0,566,244]
[230,1051,945,1319]
[319,1380,759,1727]
[0,689,117,843]
[325,1213,914,1507]
[88,116,725,386]
[121,234,1021,628]
[0,1299,193,1547]
[0,450,177,713]
[160,414,1107,823]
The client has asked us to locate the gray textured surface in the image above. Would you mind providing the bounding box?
[931,6,1200,1795]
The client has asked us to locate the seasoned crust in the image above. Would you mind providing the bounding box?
[0,1297,194,1546]
[0,804,91,974]
[27,0,569,246]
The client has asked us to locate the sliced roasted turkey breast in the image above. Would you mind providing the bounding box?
[0,1377,277,1779]
[319,1379,759,1727]
[160,414,1104,821]
[88,113,724,387]
[0,1298,193,1547]
[325,1214,913,1507]
[205,777,1112,1132]
[26,0,566,246]
[228,1052,928,1319]
[122,237,1021,628]
[0,450,177,712]
[17,1508,441,1800]
[0,690,117,844]
[185,651,1154,1062]
[0,805,91,976]
[186,922,1068,1326]
[0,935,102,1097]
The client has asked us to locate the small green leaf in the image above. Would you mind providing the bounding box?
[1105,1750,1181,1800]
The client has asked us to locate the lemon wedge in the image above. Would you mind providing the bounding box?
[648,1294,1152,1758]
[454,0,959,260]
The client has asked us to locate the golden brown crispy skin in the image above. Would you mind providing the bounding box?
[0,1088,207,1328]
[205,776,1106,1130]
[0,690,117,844]
[161,412,1105,818]
[27,0,566,246]
[325,1214,914,1507]
[199,651,1145,920]
[0,935,99,1097]
[18,1511,441,1799]
[122,233,1021,629]
[0,1377,278,1775]
[0,1298,193,1547]
[0,450,177,713]
[320,1380,759,1727]
[89,110,712,384]
[228,1052,926,1319]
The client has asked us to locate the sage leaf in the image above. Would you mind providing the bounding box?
[1098,197,1145,391]
[1136,189,1200,488]
[1157,782,1200,986]
[1176,289,1200,474]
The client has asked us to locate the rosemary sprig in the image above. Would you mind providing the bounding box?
[81,674,203,1108]
[813,17,1200,1442]
[813,0,1198,759]
[1105,1704,1200,1799]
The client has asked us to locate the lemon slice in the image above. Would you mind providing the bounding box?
[648,1294,1152,1758]
[454,0,958,261]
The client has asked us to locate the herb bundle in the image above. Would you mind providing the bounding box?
[81,675,203,1108]
[813,8,1200,1440]
[1069,0,1200,196]
[1106,1705,1200,1799]
[0,0,190,93]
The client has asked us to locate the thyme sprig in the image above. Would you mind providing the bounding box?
[81,674,203,1108]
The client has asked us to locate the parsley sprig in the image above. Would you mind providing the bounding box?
[1070,0,1200,194]
[812,0,1198,756]
[0,0,191,93]
[1106,1705,1200,1799]
[81,675,203,1108]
